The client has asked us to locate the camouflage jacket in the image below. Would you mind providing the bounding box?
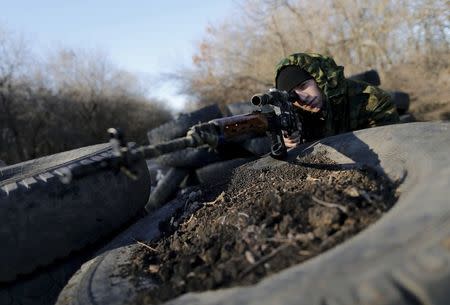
[275,53,400,141]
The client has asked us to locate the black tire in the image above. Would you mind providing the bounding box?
[0,189,187,305]
[348,69,381,86]
[0,245,93,305]
[195,157,255,185]
[56,122,450,305]
[98,195,187,254]
[145,168,190,212]
[389,91,410,115]
[153,147,223,169]
[240,137,272,156]
[146,159,169,187]
[399,113,416,123]
[147,104,223,145]
[0,143,151,283]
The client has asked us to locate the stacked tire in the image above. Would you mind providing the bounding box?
[57,122,450,305]
[0,144,151,305]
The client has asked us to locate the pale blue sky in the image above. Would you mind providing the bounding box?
[1,0,236,110]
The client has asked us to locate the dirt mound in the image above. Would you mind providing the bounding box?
[129,154,398,304]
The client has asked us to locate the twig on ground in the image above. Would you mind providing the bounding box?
[133,238,158,252]
[183,214,195,225]
[205,191,226,206]
[306,174,320,182]
[311,195,348,214]
[217,215,227,225]
[238,212,249,218]
[265,232,314,244]
[239,243,292,279]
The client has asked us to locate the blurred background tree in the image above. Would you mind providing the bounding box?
[179,0,449,118]
[1,0,448,164]
[0,29,171,164]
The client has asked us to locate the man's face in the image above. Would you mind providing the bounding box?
[291,79,324,113]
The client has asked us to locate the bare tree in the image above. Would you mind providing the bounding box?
[179,0,449,109]
[0,27,34,162]
[0,31,172,164]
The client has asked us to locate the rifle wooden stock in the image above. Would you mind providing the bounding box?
[210,112,269,143]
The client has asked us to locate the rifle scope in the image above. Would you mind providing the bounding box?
[251,89,298,107]
[251,93,271,106]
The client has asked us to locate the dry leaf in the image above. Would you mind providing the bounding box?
[148,264,160,273]
[245,250,256,264]
[344,186,360,197]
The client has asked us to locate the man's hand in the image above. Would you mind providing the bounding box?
[283,130,301,148]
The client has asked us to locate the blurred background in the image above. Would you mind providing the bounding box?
[0,0,448,164]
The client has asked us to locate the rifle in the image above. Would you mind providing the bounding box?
[59,88,302,205]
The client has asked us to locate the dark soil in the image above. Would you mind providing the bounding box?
[129,153,398,304]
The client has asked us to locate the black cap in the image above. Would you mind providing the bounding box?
[276,65,313,92]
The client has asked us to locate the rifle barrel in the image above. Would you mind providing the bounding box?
[137,136,197,159]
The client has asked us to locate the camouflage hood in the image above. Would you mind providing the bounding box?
[274,53,399,140]
[274,53,347,107]
[275,53,348,140]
